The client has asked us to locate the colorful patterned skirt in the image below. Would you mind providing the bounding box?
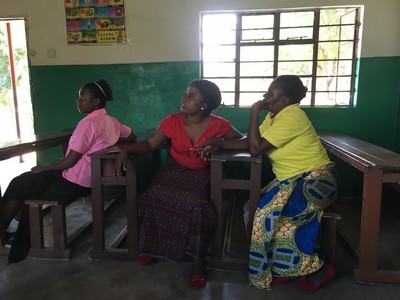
[138,157,215,261]
[244,166,339,289]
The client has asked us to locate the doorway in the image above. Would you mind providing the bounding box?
[0,18,35,191]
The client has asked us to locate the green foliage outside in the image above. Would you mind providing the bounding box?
[0,26,27,106]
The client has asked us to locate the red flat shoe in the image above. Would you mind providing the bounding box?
[138,255,152,266]
[191,277,206,288]
[298,264,336,291]
[272,277,293,285]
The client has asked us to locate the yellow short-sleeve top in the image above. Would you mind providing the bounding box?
[260,104,332,181]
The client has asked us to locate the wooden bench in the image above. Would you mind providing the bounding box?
[319,132,400,284]
[25,195,87,260]
[24,191,119,260]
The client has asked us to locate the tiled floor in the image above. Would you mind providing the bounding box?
[1,196,400,299]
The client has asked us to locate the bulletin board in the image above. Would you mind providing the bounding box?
[65,0,126,44]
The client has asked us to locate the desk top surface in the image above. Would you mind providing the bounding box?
[211,150,261,163]
[0,129,72,147]
[319,132,400,170]
[0,129,72,160]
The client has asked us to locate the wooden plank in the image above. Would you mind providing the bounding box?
[209,150,261,269]
[0,129,72,160]
[319,132,400,284]
[319,133,400,170]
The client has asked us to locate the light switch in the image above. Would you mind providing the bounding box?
[47,48,56,58]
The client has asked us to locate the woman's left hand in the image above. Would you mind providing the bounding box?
[31,165,46,173]
[198,138,221,161]
[115,149,129,176]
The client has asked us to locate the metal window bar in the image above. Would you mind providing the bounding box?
[201,7,361,107]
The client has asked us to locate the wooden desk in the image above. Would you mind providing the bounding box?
[208,150,262,270]
[319,133,400,284]
[88,146,138,261]
[87,130,167,261]
[0,129,72,161]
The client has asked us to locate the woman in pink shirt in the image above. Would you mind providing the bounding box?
[115,79,243,288]
[1,79,135,262]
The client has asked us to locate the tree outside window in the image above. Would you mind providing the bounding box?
[201,7,362,107]
[0,19,33,142]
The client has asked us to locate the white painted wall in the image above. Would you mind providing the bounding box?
[1,0,399,66]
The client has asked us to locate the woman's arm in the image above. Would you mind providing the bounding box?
[199,127,248,160]
[248,101,276,156]
[120,128,166,154]
[118,130,137,142]
[217,127,249,150]
[223,127,243,140]
[31,150,82,173]
[115,128,167,175]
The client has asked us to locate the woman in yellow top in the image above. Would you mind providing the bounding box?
[207,75,339,291]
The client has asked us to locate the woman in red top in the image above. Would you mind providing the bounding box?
[115,79,242,287]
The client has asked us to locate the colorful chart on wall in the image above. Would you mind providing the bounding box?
[65,0,126,44]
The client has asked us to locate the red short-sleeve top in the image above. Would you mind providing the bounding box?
[160,112,232,169]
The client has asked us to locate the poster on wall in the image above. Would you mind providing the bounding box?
[65,0,126,44]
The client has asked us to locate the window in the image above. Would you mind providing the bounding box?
[0,18,33,140]
[201,7,362,107]
[0,18,36,191]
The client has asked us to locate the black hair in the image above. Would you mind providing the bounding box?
[275,75,308,104]
[84,79,113,108]
[189,79,221,114]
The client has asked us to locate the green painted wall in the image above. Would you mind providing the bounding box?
[30,61,199,134]
[305,57,400,151]
[30,56,400,195]
[31,57,400,151]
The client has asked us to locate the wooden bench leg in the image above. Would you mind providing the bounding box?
[321,208,341,265]
[28,203,45,250]
[322,217,337,264]
[52,204,67,251]
[26,200,71,260]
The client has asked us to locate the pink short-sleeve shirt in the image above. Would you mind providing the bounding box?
[62,109,131,187]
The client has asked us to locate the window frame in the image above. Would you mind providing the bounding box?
[200,7,362,107]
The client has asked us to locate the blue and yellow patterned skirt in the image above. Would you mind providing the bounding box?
[244,166,339,289]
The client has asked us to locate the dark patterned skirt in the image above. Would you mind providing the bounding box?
[138,157,215,262]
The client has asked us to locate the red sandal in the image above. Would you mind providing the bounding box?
[272,277,293,285]
[138,255,152,266]
[191,277,206,288]
[298,264,336,291]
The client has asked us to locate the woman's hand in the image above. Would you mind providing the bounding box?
[31,165,46,174]
[198,138,221,161]
[115,149,129,176]
[251,100,268,112]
